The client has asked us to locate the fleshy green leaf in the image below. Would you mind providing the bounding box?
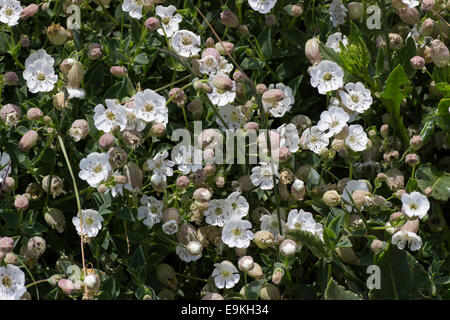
[325,278,362,300]
[416,163,450,202]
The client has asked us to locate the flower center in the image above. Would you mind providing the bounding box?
[5,7,13,16]
[181,37,192,46]
[134,0,144,6]
[294,221,302,229]
[150,205,158,214]
[351,94,360,103]
[214,207,223,215]
[144,103,155,113]
[221,270,230,277]
[232,228,242,236]
[37,73,46,81]
[231,203,237,210]
[331,120,339,128]
[106,111,116,121]
[85,217,94,226]
[310,135,318,143]
[93,164,103,173]
[409,203,418,210]
[323,73,333,81]
[349,136,356,143]
[162,17,171,25]
[1,276,12,288]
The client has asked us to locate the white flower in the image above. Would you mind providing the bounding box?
[278,123,300,153]
[134,89,168,124]
[339,82,372,113]
[329,0,347,28]
[218,57,234,75]
[222,216,254,249]
[162,220,178,235]
[25,49,55,68]
[392,230,422,251]
[0,151,11,184]
[137,195,163,228]
[216,104,243,129]
[78,152,111,187]
[72,209,104,238]
[402,0,419,8]
[23,50,58,94]
[317,106,349,138]
[124,102,147,132]
[227,192,249,218]
[122,0,144,19]
[326,32,349,53]
[401,192,430,220]
[0,0,22,26]
[248,0,277,14]
[156,5,182,37]
[208,78,236,107]
[176,245,202,262]
[212,261,240,289]
[260,212,285,237]
[309,60,344,95]
[199,55,219,75]
[301,126,330,154]
[286,209,324,240]
[345,124,368,152]
[0,264,26,300]
[250,162,279,190]
[204,199,232,227]
[174,145,203,174]
[341,179,369,212]
[67,88,86,99]
[106,171,132,198]
[146,150,175,182]
[93,100,127,133]
[263,83,295,117]
[171,30,201,58]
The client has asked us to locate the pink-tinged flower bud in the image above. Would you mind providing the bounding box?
[20,35,30,48]
[410,135,423,150]
[88,47,102,60]
[0,237,14,253]
[390,211,403,221]
[149,123,165,137]
[202,163,215,176]
[202,47,221,63]
[410,56,425,70]
[233,69,244,82]
[401,219,420,233]
[193,188,212,202]
[4,253,18,265]
[335,247,360,264]
[430,39,450,68]
[347,2,364,19]
[396,189,407,199]
[124,162,142,189]
[19,130,39,152]
[291,4,303,17]
[280,239,297,257]
[110,66,127,77]
[169,87,187,107]
[238,24,249,35]
[27,236,46,257]
[380,124,389,138]
[47,22,67,45]
[0,104,21,126]
[305,37,322,65]
[212,74,233,91]
[123,130,143,147]
[14,194,29,211]
[108,147,128,169]
[53,92,68,110]
[69,119,90,142]
[3,72,19,86]
[215,41,234,55]
[187,98,202,112]
[420,18,434,37]
[97,184,107,194]
[247,262,264,279]
[271,268,284,285]
[260,283,281,300]
[58,279,75,295]
[3,177,15,191]
[256,83,267,94]
[220,10,239,28]
[215,176,225,188]
[205,37,215,48]
[202,293,224,300]
[186,240,202,256]
[44,208,66,233]
[405,153,420,166]
[176,223,197,245]
[176,175,190,188]
[279,147,291,162]
[388,33,404,50]
[421,0,434,11]
[26,108,43,121]
[262,89,284,104]
[21,4,39,20]
[238,256,254,272]
[145,17,160,31]
[397,7,420,25]
[370,239,384,253]
[202,83,213,93]
[42,175,65,198]
[99,133,115,148]
[244,122,259,132]
[323,190,341,207]
[156,263,178,290]
[265,14,276,26]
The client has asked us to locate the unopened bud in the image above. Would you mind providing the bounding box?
[47,22,67,45]
[215,41,234,55]
[291,4,303,17]
[145,17,160,30]
[110,66,127,77]
[44,208,66,233]
[3,72,19,86]
[220,10,239,28]
[410,135,423,150]
[305,37,322,65]
[347,2,364,20]
[280,239,297,257]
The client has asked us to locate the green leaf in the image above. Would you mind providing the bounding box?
[130,245,146,270]
[325,278,362,300]
[397,37,417,79]
[241,57,265,70]
[257,27,272,60]
[245,279,265,300]
[416,163,450,202]
[435,82,450,98]
[286,229,329,259]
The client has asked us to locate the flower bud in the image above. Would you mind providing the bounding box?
[58,279,75,295]
[67,61,84,88]
[169,87,187,107]
[238,256,254,272]
[47,22,67,45]
[99,133,115,148]
[21,4,39,20]
[176,175,190,188]
[97,184,107,194]
[386,168,404,191]
[430,39,450,68]
[397,7,420,25]
[410,135,423,150]
[265,14,276,26]
[145,17,160,30]
[247,262,263,279]
[4,253,18,265]
[405,153,420,166]
[421,0,434,11]
[237,24,249,35]
[53,92,68,110]
[291,4,303,17]
[156,263,178,290]
[14,194,29,211]
[212,74,233,91]
[27,236,46,257]
[410,56,425,70]
[19,130,39,152]
[256,84,267,94]
[347,2,364,20]
[0,237,14,253]
[0,103,21,126]
[305,37,322,65]
[420,18,434,36]
[202,293,224,300]
[108,147,128,169]
[215,41,234,55]
[335,247,359,264]
[3,177,15,191]
[262,89,284,104]
[149,123,166,137]
[186,240,202,256]
[42,175,65,198]
[280,239,297,257]
[20,35,30,47]
[388,33,404,50]
[193,188,212,202]
[3,72,19,86]
[44,208,66,233]
[205,37,215,48]
[124,162,142,189]
[177,223,197,245]
[26,108,43,121]
[220,10,239,28]
[370,239,384,253]
[254,230,274,249]
[260,283,280,300]
[110,66,127,77]
[323,190,341,207]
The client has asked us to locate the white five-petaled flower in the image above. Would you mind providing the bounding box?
[392,230,422,251]
[250,162,279,190]
[329,0,347,27]
[301,126,330,154]
[264,83,295,118]
[0,264,27,300]
[216,104,243,129]
[72,209,104,238]
[248,0,277,14]
[260,211,285,237]
[309,60,344,95]
[93,99,127,133]
[345,124,368,152]
[227,192,249,218]
[23,49,57,94]
[146,150,175,182]
[156,5,182,37]
[341,179,369,212]
[0,0,22,26]
[339,82,373,113]
[218,57,234,75]
[122,0,144,19]
[401,192,430,220]
[134,89,168,124]
[124,102,147,132]
[106,171,132,198]
[176,245,202,262]
[204,199,232,227]
[208,78,236,107]
[401,0,420,7]
[326,32,349,53]
[78,152,111,187]
[137,195,163,228]
[0,151,11,184]
[222,216,254,248]
[199,55,219,75]
[286,209,324,240]
[174,145,203,174]
[212,261,240,289]
[171,30,201,58]
[317,106,349,137]
[278,123,300,153]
